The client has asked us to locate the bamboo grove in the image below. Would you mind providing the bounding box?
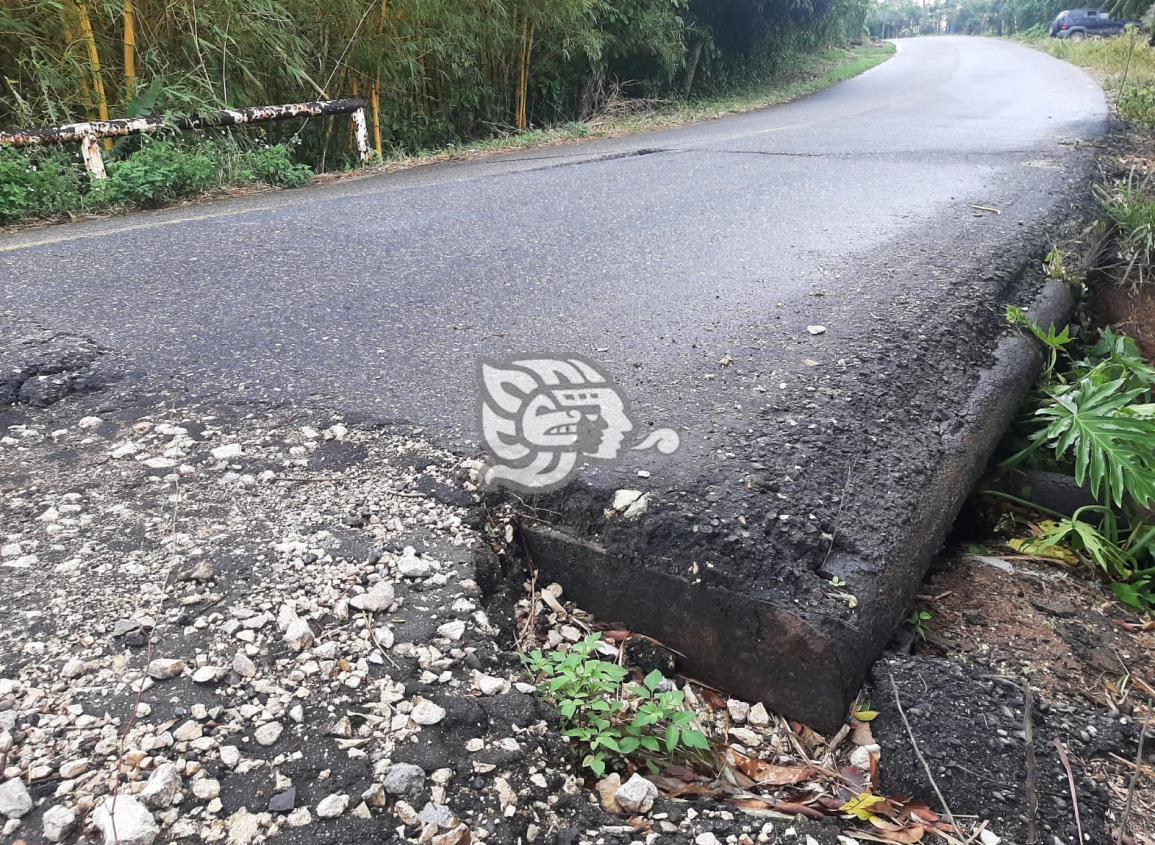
[0,0,871,166]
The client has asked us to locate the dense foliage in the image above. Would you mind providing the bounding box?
[869,0,1153,37]
[1,0,871,165]
[0,141,311,224]
[1002,312,1155,611]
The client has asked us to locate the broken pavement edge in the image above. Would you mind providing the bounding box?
[508,278,1075,734]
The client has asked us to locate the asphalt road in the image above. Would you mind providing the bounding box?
[2,37,1104,439]
[0,35,1110,726]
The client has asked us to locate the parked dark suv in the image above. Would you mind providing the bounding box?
[1050,9,1136,38]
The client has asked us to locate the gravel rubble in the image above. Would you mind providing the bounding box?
[1,397,863,845]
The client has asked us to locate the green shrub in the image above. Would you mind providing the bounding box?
[1119,83,1155,127]
[97,141,218,208]
[0,147,85,224]
[235,145,313,189]
[524,634,712,777]
[1001,317,1155,611]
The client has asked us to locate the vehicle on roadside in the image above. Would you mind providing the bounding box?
[1049,9,1140,39]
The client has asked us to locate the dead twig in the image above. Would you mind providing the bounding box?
[1023,679,1039,845]
[516,567,539,654]
[1116,712,1151,845]
[820,459,855,571]
[888,670,958,831]
[1053,738,1085,845]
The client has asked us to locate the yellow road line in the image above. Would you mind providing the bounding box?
[0,205,275,254]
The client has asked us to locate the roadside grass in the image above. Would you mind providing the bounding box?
[0,42,894,228]
[1030,29,1155,125]
[387,43,896,168]
[1095,171,1155,287]
[993,33,1155,615]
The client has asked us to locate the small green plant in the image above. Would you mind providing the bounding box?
[235,145,313,189]
[1005,321,1155,510]
[1015,506,1155,609]
[1043,246,1075,284]
[0,147,85,224]
[1119,83,1155,127]
[524,634,711,777]
[97,140,218,208]
[907,610,931,641]
[1007,304,1073,378]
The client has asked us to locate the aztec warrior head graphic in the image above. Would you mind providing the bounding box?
[477,355,679,492]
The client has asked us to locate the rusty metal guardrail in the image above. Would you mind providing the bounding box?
[0,98,371,179]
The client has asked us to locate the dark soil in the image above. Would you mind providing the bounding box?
[1087,274,1155,359]
[883,552,1155,844]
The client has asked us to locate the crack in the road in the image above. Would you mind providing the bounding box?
[0,315,106,407]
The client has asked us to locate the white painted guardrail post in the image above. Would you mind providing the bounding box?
[78,136,107,180]
[352,106,371,163]
[0,98,372,179]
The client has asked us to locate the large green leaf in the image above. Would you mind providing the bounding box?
[1034,378,1155,507]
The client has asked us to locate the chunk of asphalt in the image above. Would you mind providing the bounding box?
[517,280,1074,733]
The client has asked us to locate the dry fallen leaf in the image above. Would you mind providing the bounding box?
[540,589,566,617]
[874,824,925,843]
[726,749,815,787]
[699,688,728,710]
[769,800,825,820]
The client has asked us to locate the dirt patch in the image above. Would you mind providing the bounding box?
[917,555,1154,709]
[898,553,1155,843]
[1087,276,1155,359]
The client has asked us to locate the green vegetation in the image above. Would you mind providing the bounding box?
[524,634,712,777]
[1096,172,1155,287]
[1000,310,1155,611]
[869,0,1150,37]
[1034,28,1155,126]
[389,42,894,165]
[985,26,1155,611]
[907,609,932,640]
[2,0,874,163]
[868,0,1064,37]
[0,140,312,224]
[0,148,85,224]
[0,39,891,226]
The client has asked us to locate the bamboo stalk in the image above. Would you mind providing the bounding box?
[124,0,137,100]
[371,82,383,157]
[516,15,529,130]
[373,0,387,158]
[72,0,111,149]
[73,0,110,124]
[523,22,534,129]
[59,6,95,121]
[350,78,361,155]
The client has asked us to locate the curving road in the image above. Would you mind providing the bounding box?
[1,37,1104,433]
[0,37,1108,727]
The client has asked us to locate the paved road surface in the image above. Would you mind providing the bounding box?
[1,37,1104,446]
[1,36,1109,724]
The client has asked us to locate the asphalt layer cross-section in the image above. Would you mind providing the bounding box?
[0,36,1108,728]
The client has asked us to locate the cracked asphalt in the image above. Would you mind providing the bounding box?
[1,37,1104,437]
[0,36,1109,723]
